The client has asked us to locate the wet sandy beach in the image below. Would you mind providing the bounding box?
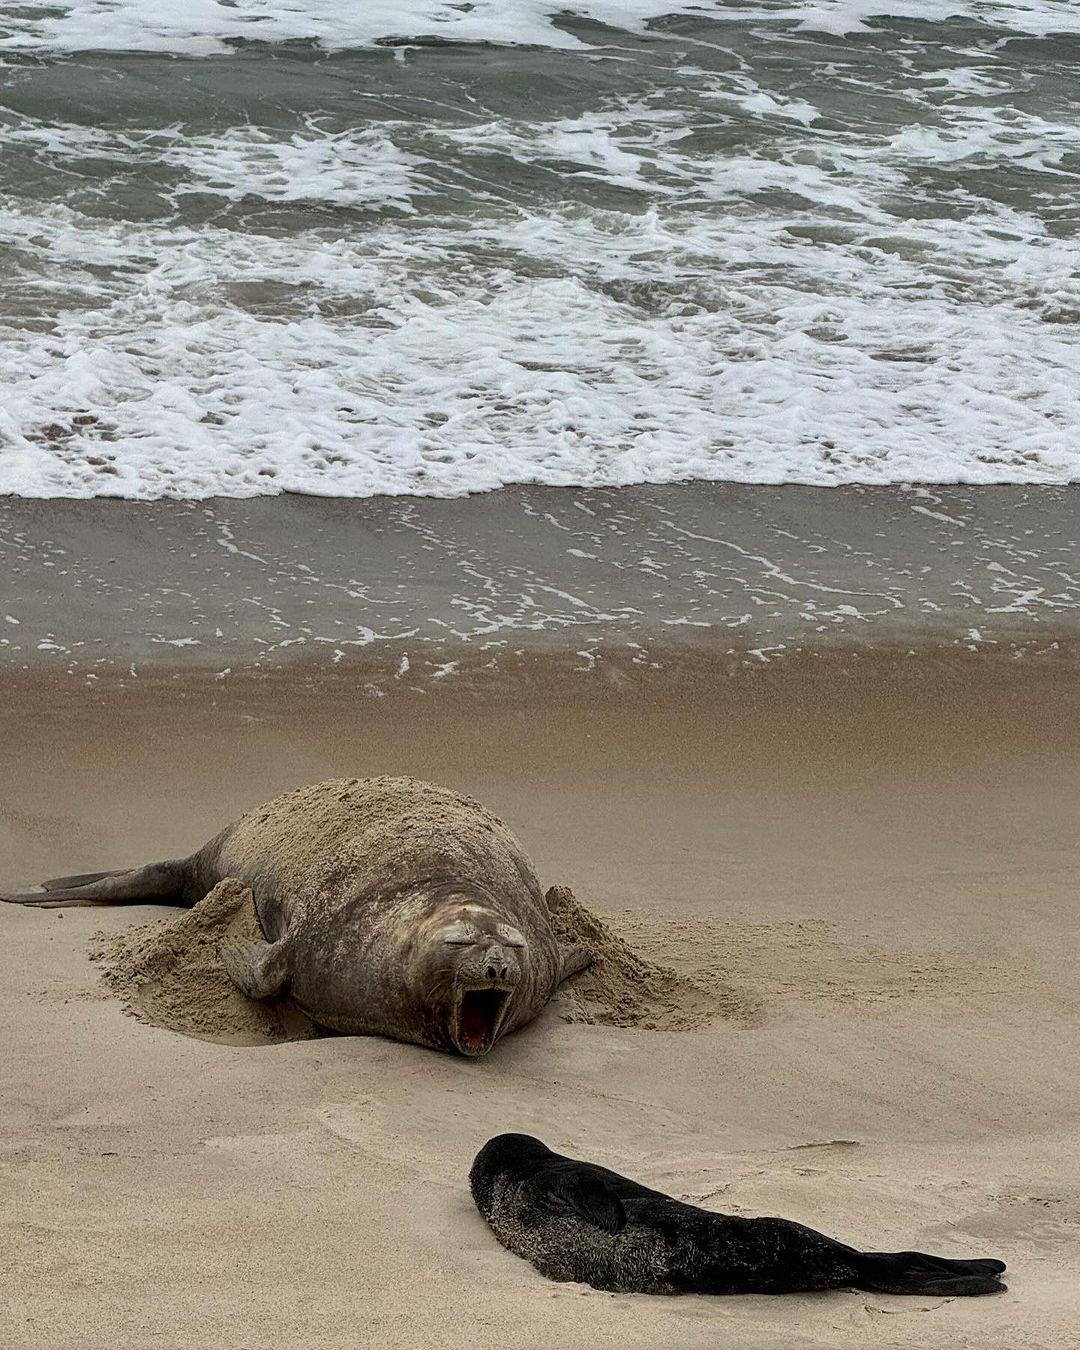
[3,484,1079,680]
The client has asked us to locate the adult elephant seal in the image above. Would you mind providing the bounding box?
[2,777,591,1057]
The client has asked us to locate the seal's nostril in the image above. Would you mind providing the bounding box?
[500,965,509,979]
[486,964,497,980]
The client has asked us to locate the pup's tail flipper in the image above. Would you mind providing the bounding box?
[855,1250,1007,1296]
[1,860,190,908]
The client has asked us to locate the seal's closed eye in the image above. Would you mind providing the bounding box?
[537,1168,626,1235]
[441,919,481,946]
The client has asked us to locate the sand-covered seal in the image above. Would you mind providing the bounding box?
[470,1134,1008,1297]
[2,777,591,1057]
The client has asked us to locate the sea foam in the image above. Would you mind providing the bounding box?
[4,0,1080,52]
[1,1,1078,498]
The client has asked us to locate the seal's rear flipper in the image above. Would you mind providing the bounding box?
[221,937,289,1001]
[855,1250,1007,1296]
[1,860,188,908]
[42,870,127,891]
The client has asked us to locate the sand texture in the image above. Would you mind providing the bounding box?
[90,879,319,1046]
[206,775,547,920]
[546,885,740,1030]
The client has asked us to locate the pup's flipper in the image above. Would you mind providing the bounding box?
[538,1168,626,1235]
[42,870,128,891]
[558,943,593,984]
[856,1250,1007,1296]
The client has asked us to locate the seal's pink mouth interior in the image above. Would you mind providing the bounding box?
[459,988,509,1051]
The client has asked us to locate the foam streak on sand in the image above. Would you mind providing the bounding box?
[3,486,1079,678]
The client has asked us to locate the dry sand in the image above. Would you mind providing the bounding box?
[2,649,1079,1349]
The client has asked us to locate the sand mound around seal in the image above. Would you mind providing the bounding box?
[91,879,319,1046]
[545,886,744,1031]
[91,879,739,1045]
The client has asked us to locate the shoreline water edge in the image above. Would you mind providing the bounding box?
[3,484,1079,683]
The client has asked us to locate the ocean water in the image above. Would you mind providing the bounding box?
[0,1,1077,500]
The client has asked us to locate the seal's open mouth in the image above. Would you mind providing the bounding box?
[455,986,511,1056]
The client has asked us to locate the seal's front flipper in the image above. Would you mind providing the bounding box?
[221,937,289,1001]
[537,1168,626,1235]
[557,944,593,985]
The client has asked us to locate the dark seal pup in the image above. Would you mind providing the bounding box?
[470,1134,1007,1296]
[1,777,590,1057]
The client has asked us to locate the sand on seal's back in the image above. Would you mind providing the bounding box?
[216,775,543,916]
